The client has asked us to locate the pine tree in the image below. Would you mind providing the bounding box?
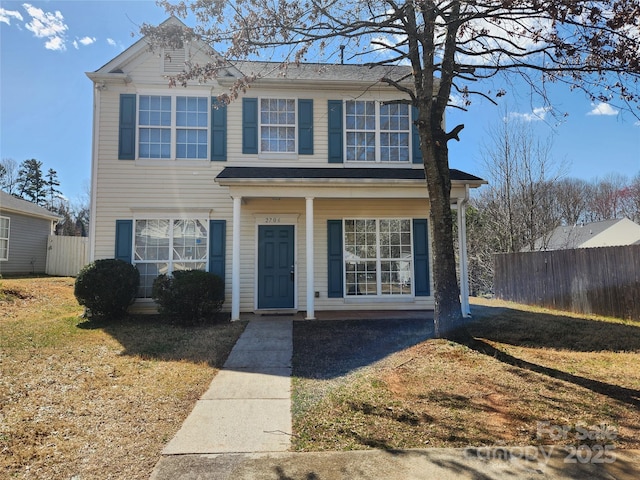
[45,168,63,210]
[16,159,46,206]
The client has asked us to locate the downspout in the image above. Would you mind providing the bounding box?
[88,79,101,262]
[457,184,471,317]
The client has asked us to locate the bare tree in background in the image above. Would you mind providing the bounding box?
[0,158,19,194]
[144,0,640,337]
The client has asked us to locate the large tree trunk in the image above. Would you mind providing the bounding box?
[422,127,464,338]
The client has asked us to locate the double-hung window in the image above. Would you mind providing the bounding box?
[0,217,9,261]
[344,219,413,296]
[345,100,410,163]
[138,95,209,160]
[260,98,296,153]
[134,218,208,297]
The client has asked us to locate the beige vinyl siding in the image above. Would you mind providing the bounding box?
[92,50,438,313]
[225,86,422,170]
[235,197,434,313]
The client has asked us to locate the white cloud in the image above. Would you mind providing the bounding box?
[0,7,23,25]
[509,106,551,122]
[79,36,95,46]
[587,102,619,116]
[107,38,116,47]
[22,3,68,51]
[74,36,96,49]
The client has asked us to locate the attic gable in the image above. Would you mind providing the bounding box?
[87,16,241,83]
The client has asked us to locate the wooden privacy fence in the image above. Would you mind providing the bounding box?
[46,235,89,277]
[494,245,640,320]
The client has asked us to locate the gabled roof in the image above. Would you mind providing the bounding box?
[0,191,61,221]
[87,16,242,82]
[533,218,640,251]
[88,16,426,89]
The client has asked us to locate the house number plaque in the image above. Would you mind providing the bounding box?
[265,217,282,224]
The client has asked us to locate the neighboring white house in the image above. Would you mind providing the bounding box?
[532,218,640,251]
[86,17,485,319]
[0,190,60,275]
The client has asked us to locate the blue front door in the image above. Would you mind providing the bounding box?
[258,225,295,309]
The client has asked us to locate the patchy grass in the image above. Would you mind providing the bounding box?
[0,277,246,479]
[292,298,640,452]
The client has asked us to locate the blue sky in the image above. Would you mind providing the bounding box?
[1,0,639,203]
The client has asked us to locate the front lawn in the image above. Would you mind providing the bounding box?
[292,298,640,452]
[0,276,246,479]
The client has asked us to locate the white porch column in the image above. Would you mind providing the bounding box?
[457,196,471,317]
[305,197,316,320]
[231,196,242,321]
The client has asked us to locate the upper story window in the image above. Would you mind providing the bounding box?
[260,98,296,153]
[345,100,410,163]
[138,95,209,160]
[0,216,9,261]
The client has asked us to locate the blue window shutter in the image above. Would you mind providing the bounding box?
[412,106,423,164]
[298,99,314,155]
[209,220,226,279]
[327,220,343,298]
[119,94,136,160]
[327,100,343,163]
[211,99,227,161]
[413,219,430,296]
[242,97,258,154]
[115,220,133,263]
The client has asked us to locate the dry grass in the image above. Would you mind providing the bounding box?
[0,277,246,479]
[292,298,640,452]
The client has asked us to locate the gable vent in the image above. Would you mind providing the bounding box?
[163,47,187,73]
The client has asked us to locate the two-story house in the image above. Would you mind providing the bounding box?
[86,17,484,320]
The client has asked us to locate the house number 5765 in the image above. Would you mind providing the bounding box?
[265,217,281,223]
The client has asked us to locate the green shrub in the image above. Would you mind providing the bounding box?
[152,270,225,325]
[74,259,139,319]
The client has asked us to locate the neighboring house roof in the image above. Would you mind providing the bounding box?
[216,166,485,183]
[0,191,61,221]
[533,218,640,251]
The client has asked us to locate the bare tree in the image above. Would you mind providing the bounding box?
[553,178,590,226]
[587,173,630,221]
[0,158,19,194]
[144,0,640,337]
[477,114,563,252]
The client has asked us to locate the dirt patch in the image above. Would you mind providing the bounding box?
[292,301,640,452]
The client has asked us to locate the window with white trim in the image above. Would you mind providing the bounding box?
[345,100,410,163]
[0,217,9,261]
[344,219,413,296]
[260,98,296,153]
[138,95,209,160]
[134,219,208,298]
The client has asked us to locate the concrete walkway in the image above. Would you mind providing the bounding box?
[161,318,293,455]
[152,316,640,479]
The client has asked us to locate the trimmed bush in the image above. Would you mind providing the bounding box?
[74,259,139,319]
[152,270,225,325]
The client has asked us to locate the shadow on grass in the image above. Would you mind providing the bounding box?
[77,314,247,368]
[461,303,640,408]
[467,303,640,352]
[292,318,433,380]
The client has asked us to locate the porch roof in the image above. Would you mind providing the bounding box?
[216,167,485,184]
